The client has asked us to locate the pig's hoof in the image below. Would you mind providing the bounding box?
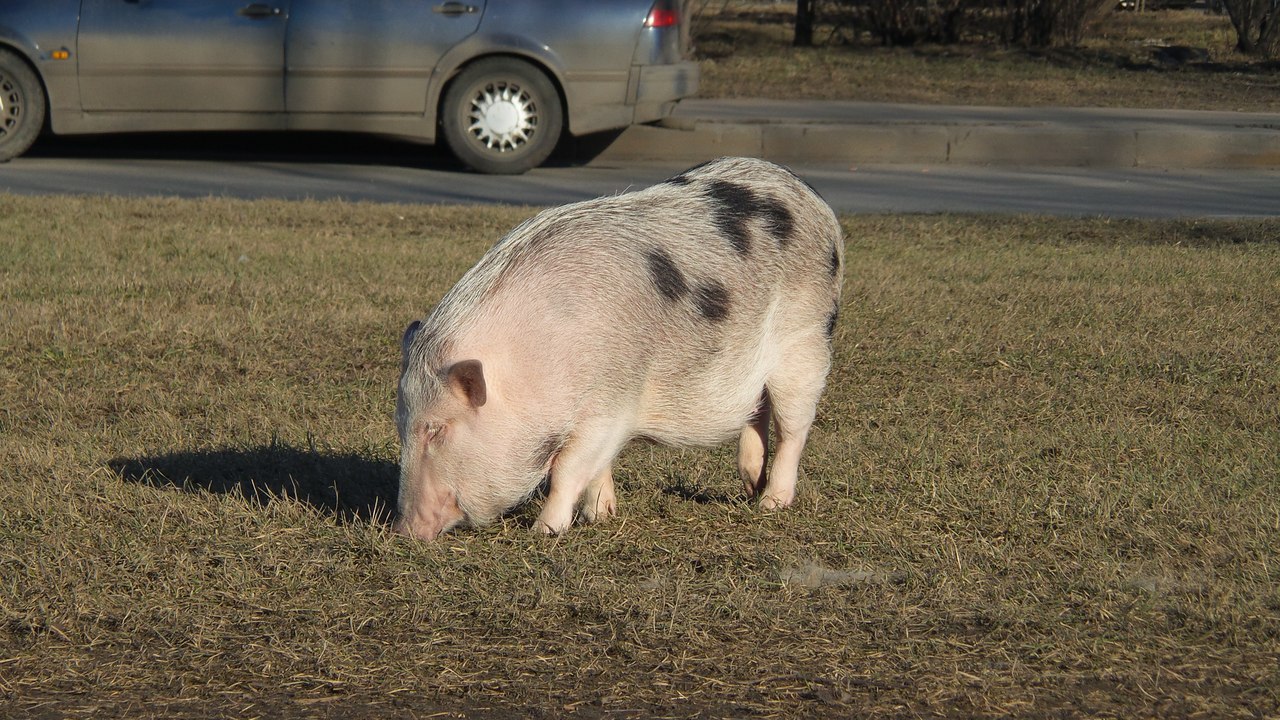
[759,494,793,511]
[583,503,616,524]
[581,495,617,524]
[535,517,572,536]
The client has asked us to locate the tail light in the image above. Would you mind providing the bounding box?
[645,0,679,28]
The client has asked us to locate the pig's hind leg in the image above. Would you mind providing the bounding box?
[759,340,830,510]
[537,424,628,534]
[738,392,771,498]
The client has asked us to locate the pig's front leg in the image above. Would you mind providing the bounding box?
[537,425,627,534]
[579,467,617,523]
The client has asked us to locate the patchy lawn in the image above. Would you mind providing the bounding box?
[696,4,1280,111]
[2,195,1278,717]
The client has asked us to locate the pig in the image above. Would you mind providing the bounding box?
[393,157,843,540]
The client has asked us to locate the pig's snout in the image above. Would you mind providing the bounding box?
[392,517,438,541]
[392,485,465,541]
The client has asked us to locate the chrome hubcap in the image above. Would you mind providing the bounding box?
[0,75,17,135]
[467,80,537,153]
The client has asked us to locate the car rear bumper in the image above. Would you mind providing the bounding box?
[629,60,699,124]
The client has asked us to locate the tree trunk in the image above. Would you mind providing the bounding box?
[795,0,816,47]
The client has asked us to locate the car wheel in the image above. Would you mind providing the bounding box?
[0,50,46,162]
[440,58,563,175]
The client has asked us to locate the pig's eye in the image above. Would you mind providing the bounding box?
[422,423,445,444]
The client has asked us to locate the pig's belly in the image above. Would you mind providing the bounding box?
[632,365,769,448]
[636,411,755,448]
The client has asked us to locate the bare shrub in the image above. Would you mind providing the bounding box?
[1002,0,1115,47]
[826,0,1113,48]
[831,0,979,45]
[1218,0,1280,56]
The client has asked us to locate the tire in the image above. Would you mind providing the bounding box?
[440,58,563,175]
[0,50,46,162]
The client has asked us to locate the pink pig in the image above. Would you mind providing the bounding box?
[394,157,843,540]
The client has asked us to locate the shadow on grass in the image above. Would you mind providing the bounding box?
[28,127,628,171]
[108,443,398,524]
[663,478,738,505]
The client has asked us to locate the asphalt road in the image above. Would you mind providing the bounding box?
[3,133,1279,218]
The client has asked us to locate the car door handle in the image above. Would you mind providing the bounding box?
[433,2,478,15]
[237,3,282,18]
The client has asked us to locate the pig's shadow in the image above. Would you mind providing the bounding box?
[108,443,398,524]
[661,477,738,505]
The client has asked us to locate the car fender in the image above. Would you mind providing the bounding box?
[0,1,83,132]
[426,32,572,135]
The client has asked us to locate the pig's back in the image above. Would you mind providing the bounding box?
[476,158,844,444]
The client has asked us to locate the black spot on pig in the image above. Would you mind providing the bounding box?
[825,306,839,340]
[666,160,714,186]
[828,244,841,279]
[759,198,795,246]
[646,248,689,302]
[705,180,758,255]
[694,282,730,322]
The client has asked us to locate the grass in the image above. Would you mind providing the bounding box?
[2,195,1279,718]
[696,4,1280,111]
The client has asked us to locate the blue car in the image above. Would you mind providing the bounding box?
[0,0,697,173]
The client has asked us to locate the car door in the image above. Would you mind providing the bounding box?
[284,0,486,115]
[77,0,288,112]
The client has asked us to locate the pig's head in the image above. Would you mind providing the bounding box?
[394,320,524,540]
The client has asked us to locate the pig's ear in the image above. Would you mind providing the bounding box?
[401,320,422,357]
[447,359,487,409]
[400,320,423,374]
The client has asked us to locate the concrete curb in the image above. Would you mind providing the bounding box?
[593,100,1280,169]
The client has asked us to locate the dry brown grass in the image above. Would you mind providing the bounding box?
[696,4,1280,111]
[2,195,1278,718]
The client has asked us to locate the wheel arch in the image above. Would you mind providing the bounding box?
[0,41,51,121]
[429,43,571,138]
[0,40,52,140]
